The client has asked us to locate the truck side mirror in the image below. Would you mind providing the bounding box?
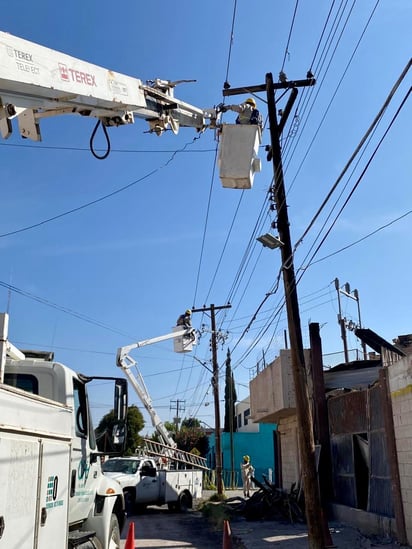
[114,378,128,421]
[140,465,156,477]
[112,423,126,447]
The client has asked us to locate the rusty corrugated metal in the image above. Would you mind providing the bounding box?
[328,390,368,435]
[330,434,357,507]
[369,382,384,430]
[369,429,393,516]
[328,382,394,517]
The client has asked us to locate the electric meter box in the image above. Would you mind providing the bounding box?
[218,124,262,189]
[173,326,196,353]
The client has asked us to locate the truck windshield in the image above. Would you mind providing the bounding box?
[102,459,140,474]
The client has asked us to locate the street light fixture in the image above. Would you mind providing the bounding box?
[257,233,284,249]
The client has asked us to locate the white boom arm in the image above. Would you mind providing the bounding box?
[0,31,218,140]
[116,327,196,448]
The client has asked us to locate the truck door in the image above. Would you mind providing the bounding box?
[0,435,39,549]
[0,432,70,549]
[36,440,71,548]
[137,460,160,504]
[69,378,101,524]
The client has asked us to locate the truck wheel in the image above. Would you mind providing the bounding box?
[178,492,191,513]
[108,514,121,549]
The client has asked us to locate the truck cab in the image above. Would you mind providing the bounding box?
[3,350,127,549]
[102,454,203,513]
[102,456,160,510]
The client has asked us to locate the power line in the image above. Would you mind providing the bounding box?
[0,136,204,238]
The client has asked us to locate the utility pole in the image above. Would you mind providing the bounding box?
[335,278,349,362]
[192,303,231,496]
[224,73,325,547]
[336,279,367,360]
[170,399,185,431]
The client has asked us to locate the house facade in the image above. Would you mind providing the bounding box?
[248,327,412,544]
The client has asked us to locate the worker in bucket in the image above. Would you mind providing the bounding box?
[241,454,255,498]
[220,97,262,126]
[176,309,192,329]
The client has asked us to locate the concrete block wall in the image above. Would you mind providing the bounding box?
[388,355,412,544]
[278,415,300,490]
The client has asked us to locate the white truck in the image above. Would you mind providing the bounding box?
[113,327,209,512]
[102,455,203,513]
[0,313,128,549]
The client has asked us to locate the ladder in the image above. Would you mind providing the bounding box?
[142,438,209,471]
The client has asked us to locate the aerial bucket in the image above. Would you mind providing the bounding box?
[218,124,262,189]
[173,326,196,353]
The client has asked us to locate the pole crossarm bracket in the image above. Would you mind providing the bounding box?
[221,77,316,97]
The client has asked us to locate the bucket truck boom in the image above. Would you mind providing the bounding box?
[0,30,218,141]
[116,326,196,449]
[0,30,262,187]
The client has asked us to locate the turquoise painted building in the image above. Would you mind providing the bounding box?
[207,423,277,489]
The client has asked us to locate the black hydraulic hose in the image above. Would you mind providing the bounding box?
[90,119,111,160]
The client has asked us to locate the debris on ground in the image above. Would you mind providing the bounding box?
[223,475,305,523]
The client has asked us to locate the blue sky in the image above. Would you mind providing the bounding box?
[1,1,411,433]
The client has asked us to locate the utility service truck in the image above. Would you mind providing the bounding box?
[111,326,208,512]
[102,450,203,513]
[0,313,128,549]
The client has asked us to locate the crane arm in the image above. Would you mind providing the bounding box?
[0,31,218,140]
[116,327,196,448]
[119,359,177,448]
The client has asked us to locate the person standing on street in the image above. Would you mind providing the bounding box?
[241,455,255,498]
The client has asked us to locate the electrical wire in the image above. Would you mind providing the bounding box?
[308,209,412,267]
[0,135,204,239]
[0,280,137,338]
[298,85,411,275]
[294,58,412,253]
[223,0,238,88]
[0,142,216,154]
[280,0,300,74]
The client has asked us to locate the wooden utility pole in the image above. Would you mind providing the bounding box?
[224,73,325,547]
[193,303,231,496]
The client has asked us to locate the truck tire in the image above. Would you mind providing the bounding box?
[177,492,191,513]
[108,514,121,549]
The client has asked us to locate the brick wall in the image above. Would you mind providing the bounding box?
[388,355,412,544]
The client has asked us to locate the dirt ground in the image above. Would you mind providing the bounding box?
[204,490,409,548]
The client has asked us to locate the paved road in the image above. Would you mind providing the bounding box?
[120,506,223,549]
[120,490,411,549]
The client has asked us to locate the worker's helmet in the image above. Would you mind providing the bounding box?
[186,309,192,315]
[245,98,256,108]
[243,455,250,462]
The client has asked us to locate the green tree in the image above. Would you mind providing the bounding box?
[181,418,201,429]
[224,348,237,432]
[96,404,144,455]
[174,418,209,457]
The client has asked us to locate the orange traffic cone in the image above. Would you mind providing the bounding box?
[222,519,232,549]
[124,521,135,549]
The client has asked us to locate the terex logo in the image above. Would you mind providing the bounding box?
[58,63,97,87]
